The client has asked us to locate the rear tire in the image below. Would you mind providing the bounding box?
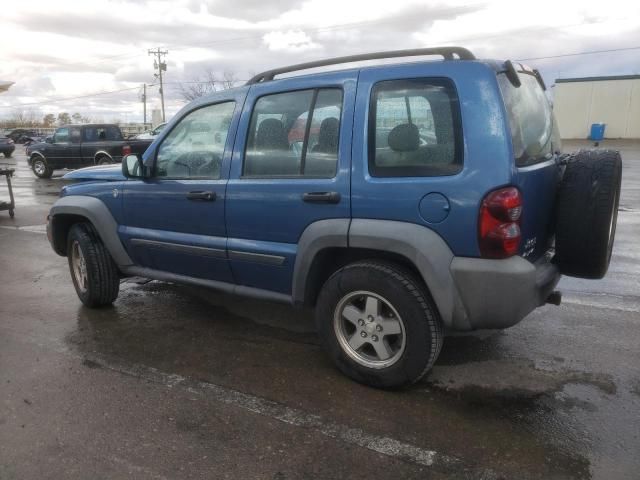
[31,157,53,179]
[555,149,622,279]
[315,260,443,388]
[97,156,111,165]
[67,223,120,307]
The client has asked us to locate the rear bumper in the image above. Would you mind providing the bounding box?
[0,145,15,155]
[450,254,560,330]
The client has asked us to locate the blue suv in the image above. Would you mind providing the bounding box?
[47,48,622,388]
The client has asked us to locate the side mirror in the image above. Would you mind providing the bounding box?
[122,154,145,178]
[45,136,53,144]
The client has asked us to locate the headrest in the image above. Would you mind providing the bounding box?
[387,123,419,152]
[255,118,288,150]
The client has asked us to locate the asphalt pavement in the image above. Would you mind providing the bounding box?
[0,141,638,479]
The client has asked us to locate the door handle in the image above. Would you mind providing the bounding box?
[302,191,341,204]
[186,191,216,201]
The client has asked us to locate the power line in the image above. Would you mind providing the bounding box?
[2,44,638,110]
[0,86,141,108]
[12,3,483,71]
[515,46,640,62]
[158,4,482,52]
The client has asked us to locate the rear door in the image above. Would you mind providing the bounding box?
[225,71,356,294]
[498,71,563,261]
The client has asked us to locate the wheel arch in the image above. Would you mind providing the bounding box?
[49,196,133,267]
[293,219,464,328]
[29,151,46,166]
[94,151,113,164]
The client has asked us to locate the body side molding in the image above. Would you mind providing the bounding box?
[121,266,292,304]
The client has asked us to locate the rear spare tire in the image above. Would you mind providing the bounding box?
[555,149,622,279]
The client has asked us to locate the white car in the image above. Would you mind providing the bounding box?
[135,122,167,140]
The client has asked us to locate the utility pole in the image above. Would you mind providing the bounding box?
[140,83,147,127]
[148,48,168,122]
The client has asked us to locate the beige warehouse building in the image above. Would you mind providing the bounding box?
[553,74,640,140]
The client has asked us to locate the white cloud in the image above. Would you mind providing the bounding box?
[263,30,321,52]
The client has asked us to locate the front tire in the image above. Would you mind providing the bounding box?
[67,223,120,307]
[31,157,53,179]
[315,260,443,388]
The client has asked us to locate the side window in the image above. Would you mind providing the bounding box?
[106,126,123,141]
[70,128,82,144]
[155,101,235,179]
[54,128,69,143]
[369,79,462,177]
[244,88,342,178]
[83,128,97,142]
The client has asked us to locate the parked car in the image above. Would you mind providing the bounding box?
[23,135,46,147]
[6,129,37,144]
[46,48,622,388]
[135,122,167,140]
[0,135,15,158]
[27,124,154,178]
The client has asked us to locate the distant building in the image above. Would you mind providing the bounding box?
[553,75,640,140]
[151,109,162,128]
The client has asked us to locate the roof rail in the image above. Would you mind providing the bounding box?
[246,46,475,85]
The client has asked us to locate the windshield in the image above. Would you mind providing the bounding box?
[498,72,561,167]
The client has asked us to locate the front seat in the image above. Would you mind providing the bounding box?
[248,118,296,176]
[255,118,289,150]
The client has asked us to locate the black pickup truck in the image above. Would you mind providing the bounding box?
[26,124,153,178]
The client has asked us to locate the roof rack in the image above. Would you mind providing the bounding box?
[246,46,475,85]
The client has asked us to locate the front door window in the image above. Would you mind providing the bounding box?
[155,102,236,179]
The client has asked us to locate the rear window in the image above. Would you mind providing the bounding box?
[369,78,462,177]
[83,126,123,142]
[498,73,561,167]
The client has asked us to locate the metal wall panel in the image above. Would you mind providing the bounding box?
[553,78,640,139]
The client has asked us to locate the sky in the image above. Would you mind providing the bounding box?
[1,0,639,123]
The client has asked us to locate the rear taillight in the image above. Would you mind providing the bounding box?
[478,187,522,258]
[8,139,14,144]
[122,145,131,156]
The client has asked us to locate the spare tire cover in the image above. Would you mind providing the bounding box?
[555,149,622,279]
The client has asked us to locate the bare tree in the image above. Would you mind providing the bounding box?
[71,112,83,123]
[9,108,39,127]
[178,70,217,102]
[221,71,238,90]
[177,69,239,102]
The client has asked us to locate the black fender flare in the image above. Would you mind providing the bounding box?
[49,195,133,267]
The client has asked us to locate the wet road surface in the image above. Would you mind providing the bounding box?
[1,142,639,479]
